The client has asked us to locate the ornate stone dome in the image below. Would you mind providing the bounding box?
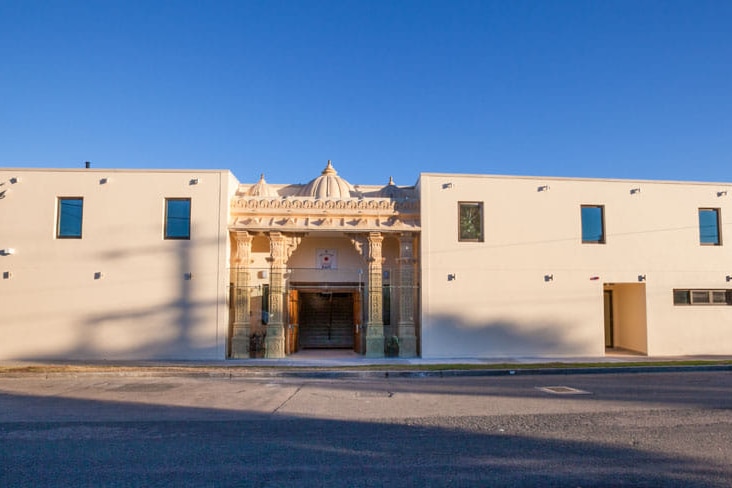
[246,174,278,197]
[299,161,354,199]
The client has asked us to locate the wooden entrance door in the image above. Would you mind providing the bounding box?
[353,292,362,354]
[287,290,299,354]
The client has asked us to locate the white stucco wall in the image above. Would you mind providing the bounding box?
[419,173,732,358]
[0,168,237,360]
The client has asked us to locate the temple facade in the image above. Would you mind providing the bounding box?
[227,161,420,359]
[1,163,731,360]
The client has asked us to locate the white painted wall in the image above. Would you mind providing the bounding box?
[0,168,237,360]
[420,173,732,358]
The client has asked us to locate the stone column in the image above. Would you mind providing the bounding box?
[265,232,286,358]
[365,232,385,357]
[230,231,253,358]
[397,233,418,357]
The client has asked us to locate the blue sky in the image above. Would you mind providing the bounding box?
[1,0,730,186]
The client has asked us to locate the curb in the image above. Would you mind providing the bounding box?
[2,363,730,380]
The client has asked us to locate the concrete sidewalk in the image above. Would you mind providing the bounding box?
[1,350,731,378]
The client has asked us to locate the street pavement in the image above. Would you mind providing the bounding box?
[1,367,731,487]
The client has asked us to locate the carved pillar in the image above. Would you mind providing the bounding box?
[365,232,385,357]
[265,232,287,358]
[397,233,417,357]
[230,231,253,358]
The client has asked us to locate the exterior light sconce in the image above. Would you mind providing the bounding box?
[544,274,554,282]
[3,271,11,279]
[442,182,453,189]
[9,177,19,184]
[726,275,732,282]
[630,188,641,195]
[0,248,16,256]
[447,273,456,281]
[638,274,646,282]
[717,191,728,197]
[99,177,109,185]
[94,272,104,280]
[189,178,199,185]
[590,276,600,281]
[184,272,193,280]
[537,185,550,192]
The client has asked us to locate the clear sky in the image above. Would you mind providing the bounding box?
[1,0,730,186]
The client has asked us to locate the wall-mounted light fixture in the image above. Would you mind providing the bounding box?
[99,177,109,185]
[630,188,641,195]
[544,274,554,282]
[0,248,16,256]
[638,274,646,282]
[717,191,728,197]
[189,178,199,185]
[447,273,456,281]
[726,275,732,282]
[589,276,600,281]
[184,272,193,280]
[442,182,453,189]
[9,177,19,184]
[2,271,11,279]
[537,185,550,192]
[94,272,104,280]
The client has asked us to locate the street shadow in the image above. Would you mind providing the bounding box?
[0,390,728,487]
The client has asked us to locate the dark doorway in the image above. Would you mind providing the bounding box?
[604,290,614,348]
[299,292,355,349]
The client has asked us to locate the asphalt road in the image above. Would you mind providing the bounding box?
[1,370,730,487]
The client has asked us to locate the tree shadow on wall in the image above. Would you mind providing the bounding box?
[423,313,594,358]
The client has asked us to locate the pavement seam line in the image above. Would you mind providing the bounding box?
[272,385,303,415]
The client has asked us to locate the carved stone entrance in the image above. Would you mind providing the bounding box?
[227,162,421,359]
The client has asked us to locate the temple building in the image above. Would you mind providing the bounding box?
[1,162,731,360]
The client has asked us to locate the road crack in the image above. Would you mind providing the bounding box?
[272,385,303,414]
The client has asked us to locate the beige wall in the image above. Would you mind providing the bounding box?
[420,173,732,358]
[0,168,237,360]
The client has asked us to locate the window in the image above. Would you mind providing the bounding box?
[459,202,484,242]
[699,208,721,245]
[57,197,83,238]
[581,205,605,244]
[673,289,732,305]
[164,198,191,239]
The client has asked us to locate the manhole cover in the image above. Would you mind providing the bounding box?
[355,391,394,398]
[109,383,179,393]
[536,386,590,395]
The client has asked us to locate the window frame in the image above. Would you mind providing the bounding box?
[581,205,606,244]
[458,201,484,242]
[56,197,84,239]
[698,208,721,246]
[673,289,732,306]
[164,198,192,240]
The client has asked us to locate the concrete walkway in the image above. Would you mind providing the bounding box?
[1,350,731,378]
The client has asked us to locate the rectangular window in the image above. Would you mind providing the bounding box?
[164,198,191,239]
[581,205,605,244]
[673,289,732,305]
[57,197,83,238]
[459,202,484,242]
[699,208,721,245]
